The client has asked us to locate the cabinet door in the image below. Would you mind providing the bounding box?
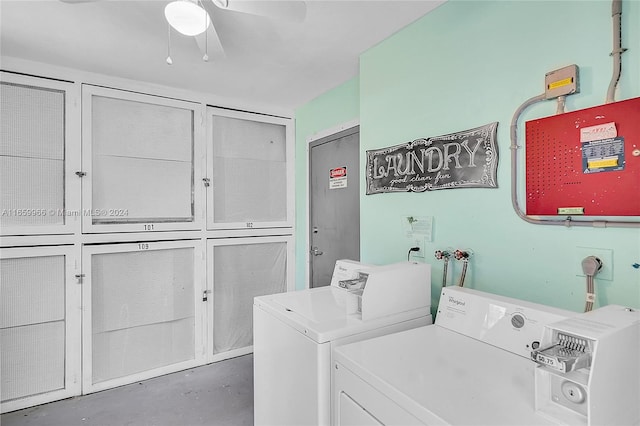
[82,240,204,393]
[206,108,294,231]
[82,86,204,233]
[0,246,81,413]
[0,72,79,236]
[207,236,293,361]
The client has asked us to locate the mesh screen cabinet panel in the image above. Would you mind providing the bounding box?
[206,107,294,231]
[82,240,204,393]
[82,86,204,233]
[0,72,79,236]
[0,246,81,414]
[207,236,294,361]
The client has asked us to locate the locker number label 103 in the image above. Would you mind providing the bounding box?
[138,243,150,250]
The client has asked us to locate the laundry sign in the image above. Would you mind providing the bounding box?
[365,122,498,194]
[329,166,348,189]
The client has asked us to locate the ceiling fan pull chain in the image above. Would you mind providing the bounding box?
[201,0,209,61]
[166,23,173,65]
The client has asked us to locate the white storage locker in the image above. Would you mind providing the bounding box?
[0,246,81,413]
[82,240,204,393]
[81,86,204,233]
[207,236,294,361]
[0,72,79,236]
[206,108,294,231]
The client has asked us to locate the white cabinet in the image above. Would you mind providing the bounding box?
[206,107,294,231]
[207,236,294,361]
[82,240,204,393]
[0,246,81,413]
[0,70,295,411]
[0,72,79,236]
[81,86,204,233]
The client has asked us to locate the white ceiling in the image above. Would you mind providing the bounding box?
[0,0,445,113]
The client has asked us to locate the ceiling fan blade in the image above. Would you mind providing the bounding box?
[214,0,306,23]
[194,23,225,60]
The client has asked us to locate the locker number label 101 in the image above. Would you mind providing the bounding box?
[143,224,155,231]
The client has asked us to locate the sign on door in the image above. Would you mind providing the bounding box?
[329,166,347,189]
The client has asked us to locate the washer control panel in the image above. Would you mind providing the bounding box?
[436,287,576,358]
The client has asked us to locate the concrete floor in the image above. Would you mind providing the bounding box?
[1,354,254,426]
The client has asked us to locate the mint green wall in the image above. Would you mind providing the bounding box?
[294,77,360,289]
[295,0,640,312]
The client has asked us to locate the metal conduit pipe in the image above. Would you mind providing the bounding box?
[556,95,566,114]
[509,95,640,228]
[606,0,625,103]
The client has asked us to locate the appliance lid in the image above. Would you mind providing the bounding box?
[334,325,556,425]
[254,287,430,343]
[271,286,349,323]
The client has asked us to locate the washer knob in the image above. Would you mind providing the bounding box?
[511,314,525,329]
[561,381,586,404]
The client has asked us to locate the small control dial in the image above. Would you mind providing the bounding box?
[511,313,525,329]
[561,380,586,404]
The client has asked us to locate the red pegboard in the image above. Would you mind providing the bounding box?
[525,97,640,216]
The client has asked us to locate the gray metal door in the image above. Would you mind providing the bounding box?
[309,127,360,288]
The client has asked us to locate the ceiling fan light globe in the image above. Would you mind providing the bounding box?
[165,1,211,36]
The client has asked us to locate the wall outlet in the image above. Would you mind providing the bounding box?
[411,238,425,259]
[575,247,613,281]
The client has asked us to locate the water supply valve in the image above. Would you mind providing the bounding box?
[434,250,451,260]
[454,249,471,261]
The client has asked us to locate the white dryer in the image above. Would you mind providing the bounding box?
[253,261,432,426]
[332,286,580,425]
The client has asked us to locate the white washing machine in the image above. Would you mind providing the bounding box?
[253,261,433,426]
[332,286,581,425]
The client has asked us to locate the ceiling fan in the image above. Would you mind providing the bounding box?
[60,0,307,64]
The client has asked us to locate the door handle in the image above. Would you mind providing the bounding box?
[311,246,323,256]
